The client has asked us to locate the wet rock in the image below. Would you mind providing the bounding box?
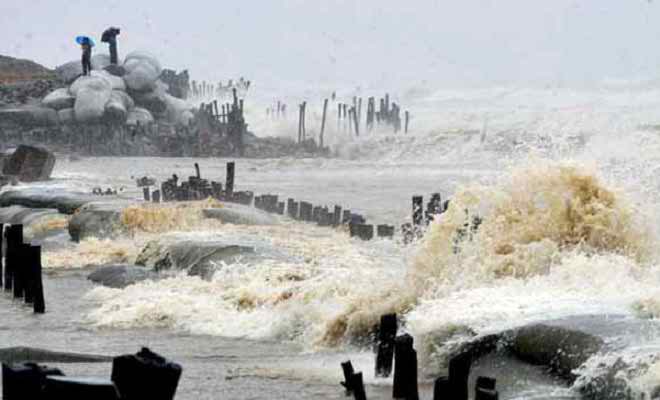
[131,86,168,115]
[2,145,56,182]
[42,88,75,110]
[91,70,126,92]
[506,324,604,379]
[68,201,133,242]
[0,188,123,214]
[0,346,111,363]
[104,91,129,124]
[0,205,60,226]
[135,236,255,277]
[55,60,83,84]
[0,106,58,127]
[202,203,279,226]
[88,265,158,288]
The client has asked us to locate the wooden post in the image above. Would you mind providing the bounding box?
[226,162,235,199]
[195,162,201,179]
[433,377,451,400]
[143,187,151,202]
[6,225,23,296]
[298,104,303,144]
[357,97,363,132]
[33,245,45,313]
[449,352,471,400]
[341,361,356,395]
[0,223,3,289]
[320,98,328,148]
[333,205,342,226]
[337,103,342,131]
[375,313,397,377]
[302,101,307,141]
[392,334,419,400]
[213,100,219,117]
[412,196,424,226]
[385,93,390,122]
[152,190,161,203]
[405,111,410,133]
[353,107,360,137]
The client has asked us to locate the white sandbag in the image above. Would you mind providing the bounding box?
[123,51,162,92]
[41,88,75,110]
[124,51,162,74]
[69,75,111,97]
[57,108,75,124]
[126,107,154,126]
[74,87,111,122]
[91,70,126,91]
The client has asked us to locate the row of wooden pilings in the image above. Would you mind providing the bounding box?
[0,223,46,314]
[140,162,401,241]
[341,313,499,400]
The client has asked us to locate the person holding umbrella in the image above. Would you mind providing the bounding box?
[76,36,94,76]
[101,27,121,65]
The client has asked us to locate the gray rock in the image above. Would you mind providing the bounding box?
[41,88,75,110]
[131,87,168,115]
[91,70,126,92]
[2,145,56,182]
[0,188,124,214]
[55,60,83,84]
[202,203,279,226]
[74,87,111,122]
[87,264,157,288]
[69,74,112,97]
[136,237,255,277]
[0,205,60,226]
[68,201,133,241]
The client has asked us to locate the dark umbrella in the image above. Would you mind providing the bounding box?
[101,27,120,43]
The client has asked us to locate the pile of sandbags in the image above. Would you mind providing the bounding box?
[41,50,193,126]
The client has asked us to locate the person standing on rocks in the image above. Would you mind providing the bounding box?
[101,27,121,64]
[80,37,93,76]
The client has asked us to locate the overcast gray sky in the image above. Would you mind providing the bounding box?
[1,0,659,87]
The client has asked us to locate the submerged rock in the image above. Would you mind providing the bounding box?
[88,264,158,288]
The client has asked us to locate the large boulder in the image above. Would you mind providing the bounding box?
[88,265,158,288]
[0,188,123,214]
[104,64,126,77]
[55,60,83,84]
[2,145,56,182]
[41,88,75,110]
[123,51,162,92]
[135,236,255,277]
[0,107,58,127]
[91,70,126,91]
[69,74,112,96]
[68,201,134,241]
[126,107,154,126]
[74,87,112,123]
